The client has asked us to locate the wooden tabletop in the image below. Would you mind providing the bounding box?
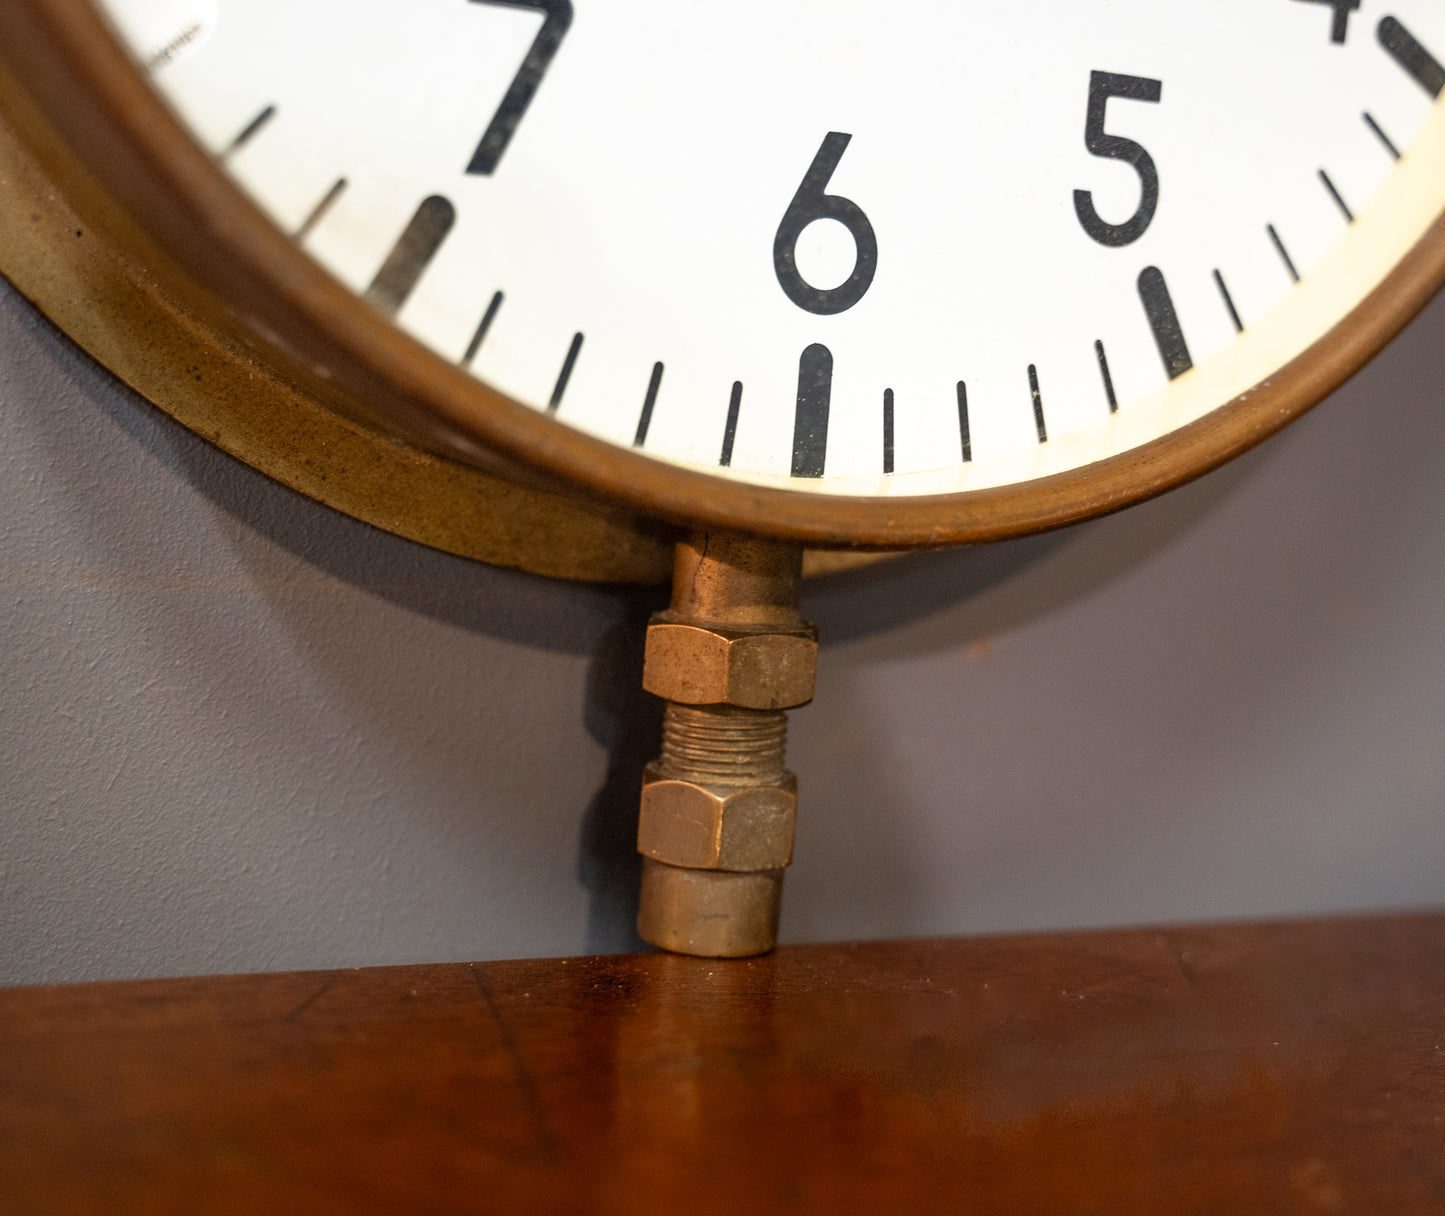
[2,913,1443,1214]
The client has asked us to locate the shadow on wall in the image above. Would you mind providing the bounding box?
[577,611,664,951]
[9,279,1267,955]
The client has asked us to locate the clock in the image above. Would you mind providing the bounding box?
[1,0,1442,956]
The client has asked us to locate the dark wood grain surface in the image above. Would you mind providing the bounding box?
[3,914,1444,1214]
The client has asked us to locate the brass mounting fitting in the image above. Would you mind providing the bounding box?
[638,705,798,871]
[643,621,817,710]
[635,531,814,958]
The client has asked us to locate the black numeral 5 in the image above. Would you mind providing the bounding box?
[1073,71,1163,248]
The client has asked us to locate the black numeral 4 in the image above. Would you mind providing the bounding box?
[1292,0,1360,44]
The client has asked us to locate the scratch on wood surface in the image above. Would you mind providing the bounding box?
[283,975,337,1022]
[469,964,560,1162]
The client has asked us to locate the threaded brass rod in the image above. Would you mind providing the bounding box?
[658,704,788,782]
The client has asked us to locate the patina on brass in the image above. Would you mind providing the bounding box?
[638,707,798,871]
[636,533,814,957]
[0,70,885,586]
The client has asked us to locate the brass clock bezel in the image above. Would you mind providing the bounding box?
[0,78,681,585]
[0,74,896,585]
[5,0,1445,550]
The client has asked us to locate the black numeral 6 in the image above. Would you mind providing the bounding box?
[774,132,878,315]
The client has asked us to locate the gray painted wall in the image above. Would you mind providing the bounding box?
[2,275,1443,986]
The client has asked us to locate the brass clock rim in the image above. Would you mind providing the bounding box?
[6,0,1445,549]
[0,73,890,586]
[0,100,678,585]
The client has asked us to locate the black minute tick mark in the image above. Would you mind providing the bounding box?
[1363,112,1401,160]
[1213,270,1244,333]
[1319,169,1354,222]
[719,382,742,467]
[1028,365,1047,443]
[224,104,275,157]
[634,362,663,447]
[956,382,972,463]
[882,389,895,474]
[1267,224,1300,283]
[296,177,347,242]
[548,332,584,414]
[1094,340,1119,411]
[462,292,504,367]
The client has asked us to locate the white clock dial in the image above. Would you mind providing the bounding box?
[98,0,1445,498]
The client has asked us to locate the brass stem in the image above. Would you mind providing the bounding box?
[670,531,804,628]
[636,531,813,958]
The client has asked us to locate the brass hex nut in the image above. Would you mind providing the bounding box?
[636,859,782,958]
[636,763,798,872]
[642,619,818,709]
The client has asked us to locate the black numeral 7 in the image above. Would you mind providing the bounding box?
[466,0,572,175]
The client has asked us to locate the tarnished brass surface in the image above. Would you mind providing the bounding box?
[670,536,805,627]
[642,622,818,710]
[636,859,784,958]
[0,86,676,584]
[0,84,886,585]
[637,703,797,871]
[637,771,798,871]
[637,534,813,956]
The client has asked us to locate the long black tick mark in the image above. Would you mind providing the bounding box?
[364,195,456,318]
[1379,16,1445,98]
[791,343,832,478]
[1138,266,1193,379]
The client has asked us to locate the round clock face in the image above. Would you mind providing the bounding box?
[91,0,1445,505]
[0,0,1419,569]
